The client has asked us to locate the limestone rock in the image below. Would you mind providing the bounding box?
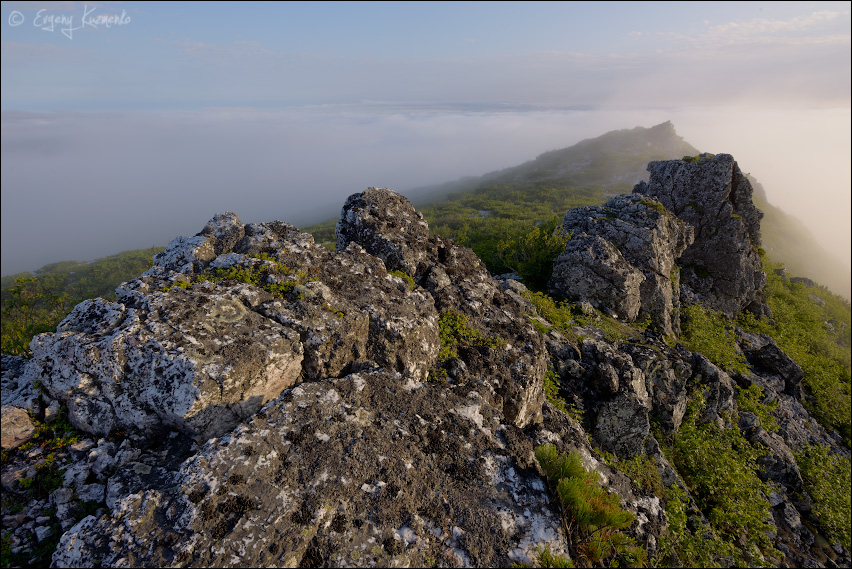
[634,153,766,318]
[51,371,568,568]
[550,194,693,335]
[736,330,804,399]
[549,234,645,321]
[23,287,305,442]
[338,187,546,429]
[0,405,36,450]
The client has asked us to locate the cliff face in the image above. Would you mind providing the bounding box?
[0,158,849,568]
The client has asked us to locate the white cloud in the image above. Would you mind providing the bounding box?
[707,9,848,38]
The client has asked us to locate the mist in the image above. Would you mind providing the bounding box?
[2,105,850,284]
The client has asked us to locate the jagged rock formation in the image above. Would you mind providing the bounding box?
[1,184,848,568]
[633,153,767,318]
[549,194,694,335]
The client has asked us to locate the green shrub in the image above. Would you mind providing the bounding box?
[543,367,569,414]
[428,311,505,382]
[616,454,665,499]
[680,303,749,375]
[524,290,638,344]
[436,311,504,362]
[795,444,851,549]
[667,391,778,566]
[535,445,646,568]
[656,485,724,568]
[19,453,65,499]
[389,270,416,290]
[737,260,851,447]
[162,254,307,297]
[498,219,570,289]
[735,384,778,432]
[1,278,71,357]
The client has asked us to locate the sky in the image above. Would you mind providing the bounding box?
[1,1,850,281]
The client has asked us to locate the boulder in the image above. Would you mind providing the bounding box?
[550,234,645,321]
[550,194,693,335]
[736,330,804,399]
[634,154,766,318]
[0,405,36,449]
[338,188,546,429]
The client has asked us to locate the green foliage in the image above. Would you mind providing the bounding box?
[543,367,569,414]
[680,303,749,375]
[524,290,638,344]
[656,485,723,568]
[1,277,71,357]
[534,544,576,568]
[164,255,307,298]
[535,445,645,568]
[795,444,851,549]
[665,391,779,566]
[497,219,570,289]
[639,199,667,216]
[19,453,65,499]
[735,384,778,432]
[1,247,163,357]
[615,454,665,499]
[389,270,416,290]
[18,406,80,453]
[436,311,504,363]
[413,181,608,276]
[428,311,505,383]
[737,259,851,446]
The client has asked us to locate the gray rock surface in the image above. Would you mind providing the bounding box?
[633,153,767,318]
[338,187,547,429]
[550,194,694,335]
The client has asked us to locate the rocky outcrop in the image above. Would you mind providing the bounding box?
[338,188,547,430]
[50,370,571,568]
[549,194,693,335]
[1,183,847,569]
[633,153,767,318]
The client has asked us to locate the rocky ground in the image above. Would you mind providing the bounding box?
[1,155,849,567]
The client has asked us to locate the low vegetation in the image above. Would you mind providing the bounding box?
[737,259,851,446]
[679,303,749,375]
[795,444,852,550]
[429,310,505,383]
[497,219,570,289]
[658,390,780,567]
[162,253,307,297]
[416,181,607,277]
[535,445,646,568]
[1,248,162,357]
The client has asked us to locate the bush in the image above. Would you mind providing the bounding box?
[667,391,778,566]
[428,311,505,382]
[737,260,851,447]
[1,278,71,357]
[795,444,851,550]
[389,270,416,290]
[680,303,749,375]
[498,219,570,289]
[535,445,646,568]
[436,311,504,362]
[735,384,778,432]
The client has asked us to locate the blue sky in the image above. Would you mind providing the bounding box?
[1,1,850,282]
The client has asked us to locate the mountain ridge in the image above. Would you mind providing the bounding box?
[1,157,849,566]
